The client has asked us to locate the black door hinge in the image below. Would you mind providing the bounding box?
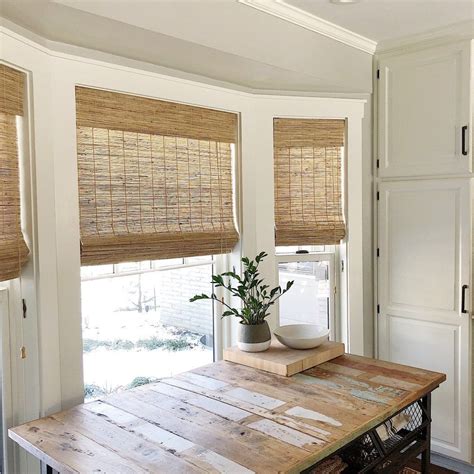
[22,299,27,319]
[377,69,380,79]
[377,191,380,201]
[377,304,380,314]
[377,248,380,257]
[341,260,344,272]
[376,159,380,169]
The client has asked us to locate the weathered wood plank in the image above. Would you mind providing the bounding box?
[224,387,286,410]
[137,381,251,423]
[328,355,445,387]
[8,354,446,474]
[186,360,444,465]
[104,389,307,472]
[190,362,386,422]
[369,375,423,392]
[9,416,149,473]
[54,404,204,473]
[153,381,334,442]
[246,418,323,448]
[8,427,78,474]
[166,371,371,438]
[84,398,258,473]
[82,401,255,473]
[321,361,364,377]
[180,372,229,390]
[191,448,254,474]
[284,406,342,428]
[192,362,392,415]
[298,367,406,404]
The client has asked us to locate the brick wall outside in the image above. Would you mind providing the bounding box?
[153,264,214,336]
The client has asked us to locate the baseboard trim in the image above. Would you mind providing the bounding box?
[432,452,473,473]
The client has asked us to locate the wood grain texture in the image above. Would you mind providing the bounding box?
[9,355,445,473]
[223,340,345,376]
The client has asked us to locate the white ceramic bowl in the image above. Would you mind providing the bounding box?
[273,324,329,350]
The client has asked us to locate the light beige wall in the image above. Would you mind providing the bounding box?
[1,21,370,423]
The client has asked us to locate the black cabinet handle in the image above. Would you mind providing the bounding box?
[461,125,468,156]
[461,284,469,314]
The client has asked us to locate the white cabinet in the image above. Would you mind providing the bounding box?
[378,41,472,177]
[376,39,473,464]
[377,179,471,462]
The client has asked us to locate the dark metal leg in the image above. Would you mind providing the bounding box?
[421,393,432,474]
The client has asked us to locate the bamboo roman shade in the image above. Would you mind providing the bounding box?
[0,65,29,282]
[75,87,239,265]
[274,118,346,246]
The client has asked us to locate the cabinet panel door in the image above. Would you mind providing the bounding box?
[377,179,471,462]
[378,42,471,177]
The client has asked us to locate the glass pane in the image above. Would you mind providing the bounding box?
[115,261,141,272]
[152,258,184,268]
[278,260,330,329]
[276,245,328,254]
[81,265,114,279]
[185,255,214,264]
[81,261,214,402]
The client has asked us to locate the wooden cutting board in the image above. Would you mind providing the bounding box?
[223,339,345,376]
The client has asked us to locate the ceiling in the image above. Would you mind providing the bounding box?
[0,0,373,93]
[286,0,473,42]
[1,1,472,94]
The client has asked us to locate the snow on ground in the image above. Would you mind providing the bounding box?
[83,346,213,391]
[82,308,213,398]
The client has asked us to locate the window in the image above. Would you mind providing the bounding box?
[0,65,29,282]
[276,248,336,339]
[81,256,216,401]
[273,118,345,338]
[75,88,239,400]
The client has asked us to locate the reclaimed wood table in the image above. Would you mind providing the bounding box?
[9,354,445,473]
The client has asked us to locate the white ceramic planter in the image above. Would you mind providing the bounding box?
[237,321,271,352]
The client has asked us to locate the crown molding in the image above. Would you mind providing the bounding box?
[238,0,377,54]
[239,1,473,57]
[376,20,474,54]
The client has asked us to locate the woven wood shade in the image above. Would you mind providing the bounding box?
[76,87,237,143]
[76,88,239,265]
[274,118,346,246]
[0,65,29,281]
[0,64,24,116]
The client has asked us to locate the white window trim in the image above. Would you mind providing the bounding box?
[80,258,215,282]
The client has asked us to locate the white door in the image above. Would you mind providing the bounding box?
[377,179,471,462]
[378,42,471,177]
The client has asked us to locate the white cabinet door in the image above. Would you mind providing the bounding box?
[377,179,471,462]
[378,42,471,177]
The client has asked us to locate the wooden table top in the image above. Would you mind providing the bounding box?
[9,354,445,474]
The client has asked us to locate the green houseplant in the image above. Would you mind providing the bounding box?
[190,252,293,352]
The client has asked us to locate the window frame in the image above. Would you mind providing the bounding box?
[80,256,215,282]
[275,248,338,341]
[79,253,225,394]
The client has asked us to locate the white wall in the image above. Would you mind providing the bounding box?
[0,25,367,429]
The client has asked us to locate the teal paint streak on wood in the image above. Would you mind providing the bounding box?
[336,375,405,397]
[349,389,389,405]
[293,374,394,405]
